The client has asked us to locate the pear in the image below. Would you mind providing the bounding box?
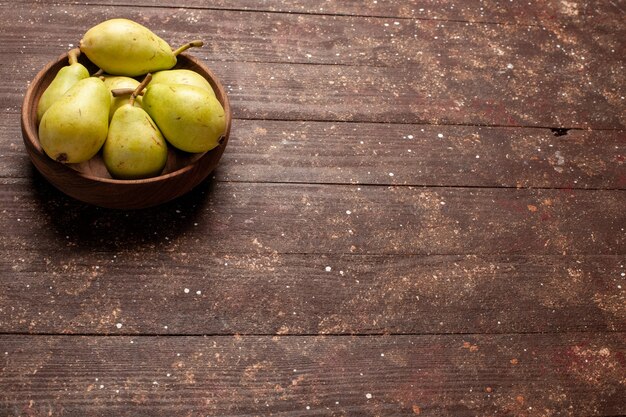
[80,18,202,76]
[151,69,215,96]
[102,75,142,121]
[39,77,110,163]
[142,83,226,153]
[103,74,168,180]
[37,48,89,122]
[103,105,168,179]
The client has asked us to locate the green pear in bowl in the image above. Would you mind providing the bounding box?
[150,69,215,96]
[39,77,110,163]
[102,75,142,121]
[142,83,226,153]
[80,18,203,77]
[103,74,168,180]
[37,48,89,122]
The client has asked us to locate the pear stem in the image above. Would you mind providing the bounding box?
[92,68,104,77]
[129,73,152,106]
[111,88,135,97]
[67,48,80,65]
[172,40,204,56]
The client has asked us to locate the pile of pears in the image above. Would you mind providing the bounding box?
[37,18,226,180]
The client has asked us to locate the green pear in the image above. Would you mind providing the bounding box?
[142,83,226,153]
[39,77,110,163]
[80,18,202,76]
[151,69,215,96]
[102,75,142,121]
[37,48,89,122]
[103,104,168,180]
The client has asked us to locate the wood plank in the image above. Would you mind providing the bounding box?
[4,2,623,68]
[13,0,626,26]
[1,333,625,416]
[0,178,624,256]
[3,116,625,189]
[1,252,624,335]
[5,59,625,129]
[1,5,624,128]
[0,118,31,179]
[218,121,626,189]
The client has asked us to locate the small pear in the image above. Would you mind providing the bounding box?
[39,77,110,163]
[37,48,89,122]
[103,74,168,180]
[103,106,168,180]
[142,83,226,153]
[102,75,142,121]
[151,69,215,96]
[80,18,202,76]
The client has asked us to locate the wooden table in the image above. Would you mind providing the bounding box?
[1,1,625,416]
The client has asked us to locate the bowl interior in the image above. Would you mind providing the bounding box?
[23,52,231,183]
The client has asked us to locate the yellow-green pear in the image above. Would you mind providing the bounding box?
[39,77,110,163]
[151,69,215,96]
[79,18,202,76]
[37,48,89,122]
[102,75,142,121]
[142,83,226,153]
[103,74,167,179]
[103,105,168,179]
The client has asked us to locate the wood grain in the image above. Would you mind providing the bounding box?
[1,4,624,128]
[219,121,626,189]
[5,59,625,129]
[1,252,624,335]
[5,117,626,189]
[6,3,622,71]
[1,333,625,416]
[13,0,626,25]
[0,179,624,256]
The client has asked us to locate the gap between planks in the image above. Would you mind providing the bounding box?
[3,176,625,193]
[1,247,625,257]
[2,330,625,337]
[210,179,626,192]
[3,109,624,133]
[232,116,626,133]
[37,1,542,28]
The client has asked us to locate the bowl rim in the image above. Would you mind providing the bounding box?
[21,51,232,185]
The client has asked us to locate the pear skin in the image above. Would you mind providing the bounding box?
[80,19,175,76]
[102,75,142,121]
[143,83,226,153]
[39,78,110,163]
[151,69,215,96]
[37,49,89,122]
[103,104,168,179]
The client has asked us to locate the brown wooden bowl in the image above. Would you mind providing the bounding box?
[21,51,231,209]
